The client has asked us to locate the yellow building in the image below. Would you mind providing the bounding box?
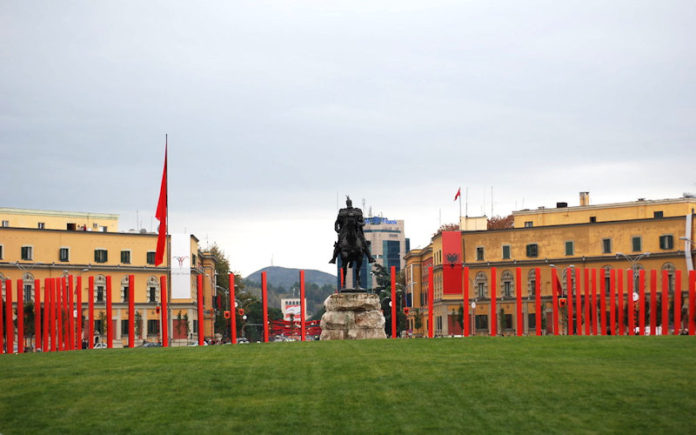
[405,193,696,336]
[0,208,216,348]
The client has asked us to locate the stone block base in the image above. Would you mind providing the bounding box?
[320,291,386,340]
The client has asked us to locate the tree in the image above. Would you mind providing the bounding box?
[209,244,230,291]
[372,264,409,336]
[487,214,514,230]
[432,223,460,238]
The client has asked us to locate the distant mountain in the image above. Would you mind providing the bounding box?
[243,266,337,318]
[245,266,336,288]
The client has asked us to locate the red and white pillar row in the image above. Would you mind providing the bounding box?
[229,273,236,344]
[197,274,204,346]
[490,267,497,336]
[428,266,433,339]
[391,266,396,339]
[128,274,135,348]
[535,267,541,336]
[300,270,306,342]
[463,267,470,337]
[515,267,522,336]
[106,276,113,349]
[161,276,168,347]
[261,271,269,343]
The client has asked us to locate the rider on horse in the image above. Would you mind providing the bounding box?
[330,196,376,265]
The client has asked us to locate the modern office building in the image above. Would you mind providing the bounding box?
[351,216,409,290]
[0,207,216,349]
[405,193,696,337]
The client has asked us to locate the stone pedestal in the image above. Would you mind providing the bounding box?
[320,291,387,340]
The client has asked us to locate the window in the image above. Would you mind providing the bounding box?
[146,251,156,265]
[1,220,8,227]
[526,244,538,258]
[121,250,131,264]
[59,248,69,262]
[602,239,612,254]
[94,249,108,263]
[659,235,674,250]
[436,316,443,332]
[122,286,129,303]
[632,236,642,252]
[192,254,197,266]
[504,314,513,329]
[121,320,129,335]
[654,211,663,218]
[475,315,488,330]
[96,286,105,303]
[476,247,484,261]
[193,319,198,333]
[528,313,536,329]
[477,282,485,298]
[147,319,160,335]
[0,244,3,260]
[38,222,45,229]
[589,216,597,223]
[94,319,103,335]
[148,287,157,303]
[503,281,512,297]
[21,246,33,260]
[24,283,33,302]
[565,241,574,256]
[524,221,533,228]
[502,245,511,260]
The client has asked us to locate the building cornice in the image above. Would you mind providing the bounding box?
[513,198,696,216]
[0,207,118,220]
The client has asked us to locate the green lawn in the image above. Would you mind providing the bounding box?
[1,337,695,434]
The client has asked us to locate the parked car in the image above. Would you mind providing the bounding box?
[93,342,107,349]
[141,342,162,348]
[237,337,249,344]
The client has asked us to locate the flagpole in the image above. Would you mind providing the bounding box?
[459,187,462,223]
[165,134,171,346]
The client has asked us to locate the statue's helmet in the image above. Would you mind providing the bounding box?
[346,196,352,207]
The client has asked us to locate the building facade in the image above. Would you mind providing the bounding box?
[0,208,216,348]
[353,216,409,290]
[405,193,696,337]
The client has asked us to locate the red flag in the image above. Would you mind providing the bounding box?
[155,141,167,266]
[454,187,461,201]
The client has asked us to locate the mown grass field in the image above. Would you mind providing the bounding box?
[1,337,695,434]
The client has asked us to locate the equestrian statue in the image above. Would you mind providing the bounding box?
[330,196,375,290]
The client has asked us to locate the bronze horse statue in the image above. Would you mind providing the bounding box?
[330,196,375,290]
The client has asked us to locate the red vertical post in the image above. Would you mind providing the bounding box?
[674,270,681,335]
[229,273,236,344]
[7,279,15,353]
[463,267,470,337]
[42,279,49,351]
[76,277,82,349]
[128,274,135,348]
[88,276,95,349]
[50,279,57,351]
[34,279,41,351]
[584,268,590,335]
[197,274,204,345]
[551,267,559,335]
[491,267,497,337]
[567,268,573,335]
[689,270,695,335]
[68,275,74,350]
[650,270,657,336]
[575,268,582,336]
[535,267,541,336]
[17,279,24,354]
[58,278,64,351]
[600,269,607,336]
[261,272,269,343]
[391,266,397,339]
[661,270,669,335]
[300,270,306,342]
[106,276,113,349]
[62,278,68,350]
[591,269,598,336]
[627,270,635,336]
[617,270,624,336]
[610,269,616,336]
[515,267,522,336]
[160,276,168,347]
[0,280,4,354]
[428,266,434,338]
[639,270,646,336]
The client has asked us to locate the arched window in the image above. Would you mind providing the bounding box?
[147,276,160,303]
[501,270,514,298]
[120,275,130,303]
[474,272,488,298]
[527,269,537,297]
[22,273,35,302]
[661,263,675,294]
[95,275,106,303]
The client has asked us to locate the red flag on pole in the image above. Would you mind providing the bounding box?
[454,187,461,201]
[155,139,168,266]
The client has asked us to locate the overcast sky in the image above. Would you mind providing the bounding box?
[2,1,695,277]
